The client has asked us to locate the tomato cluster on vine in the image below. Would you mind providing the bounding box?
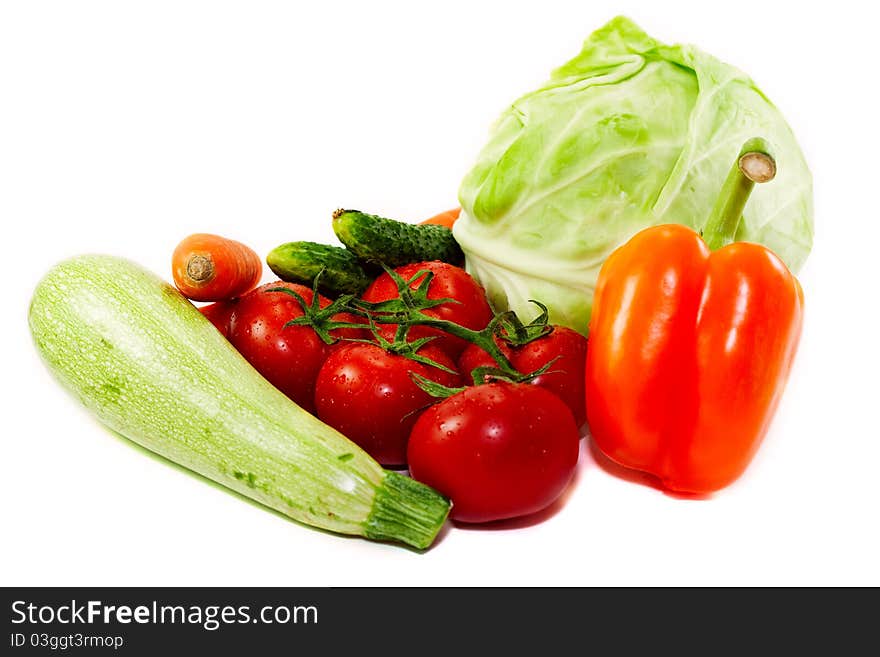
[201,261,586,523]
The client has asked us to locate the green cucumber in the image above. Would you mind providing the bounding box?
[333,209,464,267]
[266,241,374,296]
[28,255,450,549]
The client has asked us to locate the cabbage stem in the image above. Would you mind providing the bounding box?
[702,138,776,250]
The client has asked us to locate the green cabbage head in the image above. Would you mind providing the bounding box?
[454,16,813,333]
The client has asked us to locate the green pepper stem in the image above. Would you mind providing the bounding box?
[702,138,776,251]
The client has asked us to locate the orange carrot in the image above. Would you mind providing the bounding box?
[420,207,460,229]
[172,233,262,302]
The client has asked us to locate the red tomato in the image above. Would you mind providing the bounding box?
[407,383,580,522]
[457,337,513,380]
[361,261,493,358]
[315,343,461,466]
[199,300,238,338]
[457,326,588,426]
[227,281,365,413]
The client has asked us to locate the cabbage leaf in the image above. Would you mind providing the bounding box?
[454,16,813,333]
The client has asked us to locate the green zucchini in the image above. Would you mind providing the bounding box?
[266,241,374,296]
[28,255,450,549]
[332,209,464,267]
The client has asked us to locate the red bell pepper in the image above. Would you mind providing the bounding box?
[585,139,804,494]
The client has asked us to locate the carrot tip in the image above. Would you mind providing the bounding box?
[186,254,215,283]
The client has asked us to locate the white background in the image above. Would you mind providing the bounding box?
[2,0,878,586]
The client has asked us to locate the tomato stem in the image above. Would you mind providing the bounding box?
[363,317,459,375]
[270,270,364,345]
[351,267,551,384]
[495,302,553,347]
[702,137,776,251]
